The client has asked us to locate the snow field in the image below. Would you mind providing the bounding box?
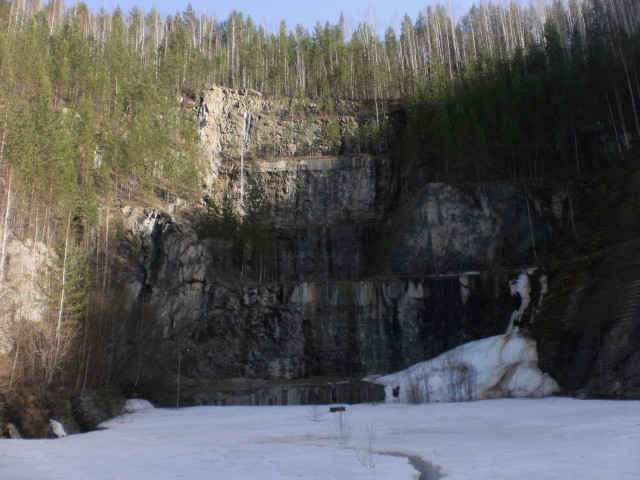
[1,397,639,480]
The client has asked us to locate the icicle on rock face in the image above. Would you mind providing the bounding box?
[459,272,479,305]
[506,268,549,333]
[507,271,532,333]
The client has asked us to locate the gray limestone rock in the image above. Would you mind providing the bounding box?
[0,238,51,355]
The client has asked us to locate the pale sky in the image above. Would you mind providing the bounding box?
[73,0,478,33]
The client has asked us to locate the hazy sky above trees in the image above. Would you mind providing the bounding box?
[77,0,475,33]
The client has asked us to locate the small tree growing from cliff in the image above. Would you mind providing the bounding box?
[321,120,341,154]
[244,161,270,224]
[46,229,91,387]
[201,191,239,243]
[240,161,275,282]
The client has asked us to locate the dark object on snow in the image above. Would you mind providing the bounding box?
[392,386,400,399]
[329,406,346,413]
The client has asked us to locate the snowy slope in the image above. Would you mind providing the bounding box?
[372,333,559,403]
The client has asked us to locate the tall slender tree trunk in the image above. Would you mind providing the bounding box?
[52,210,73,386]
[566,187,585,248]
[614,86,630,149]
[605,89,624,157]
[103,210,110,291]
[573,121,581,176]
[523,182,539,263]
[0,171,13,284]
[76,312,90,391]
[9,335,20,390]
[0,110,7,164]
[620,52,640,140]
[81,346,91,397]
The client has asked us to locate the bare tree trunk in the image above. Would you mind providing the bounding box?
[0,171,13,283]
[614,85,630,149]
[134,315,143,389]
[498,4,510,56]
[76,310,90,391]
[56,212,72,339]
[635,68,640,112]
[481,3,493,57]
[6,0,14,34]
[573,122,580,176]
[176,344,181,409]
[469,14,478,62]
[620,52,640,140]
[566,187,585,248]
[605,89,624,157]
[51,211,72,385]
[444,16,453,81]
[523,182,539,263]
[81,346,91,397]
[8,335,20,390]
[103,210,110,291]
[0,110,7,163]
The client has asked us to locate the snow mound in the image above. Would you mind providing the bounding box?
[373,333,559,403]
[50,419,67,438]
[122,399,155,414]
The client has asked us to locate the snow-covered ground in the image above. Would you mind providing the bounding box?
[1,397,638,479]
[1,334,637,478]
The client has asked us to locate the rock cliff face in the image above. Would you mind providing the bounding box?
[0,238,50,355]
[4,85,633,409]
[115,88,575,405]
[530,156,640,398]
[120,208,518,405]
[261,155,391,281]
[387,183,568,275]
[198,86,367,183]
[120,210,517,380]
[118,187,560,405]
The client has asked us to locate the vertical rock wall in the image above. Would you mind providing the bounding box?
[0,238,51,356]
[118,174,567,406]
[530,157,640,398]
[115,86,639,403]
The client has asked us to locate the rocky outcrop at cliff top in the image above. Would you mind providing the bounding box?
[198,85,365,182]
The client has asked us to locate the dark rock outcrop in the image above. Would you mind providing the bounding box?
[113,86,639,403]
[0,390,124,438]
[118,162,570,406]
[530,155,640,398]
[387,182,568,275]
